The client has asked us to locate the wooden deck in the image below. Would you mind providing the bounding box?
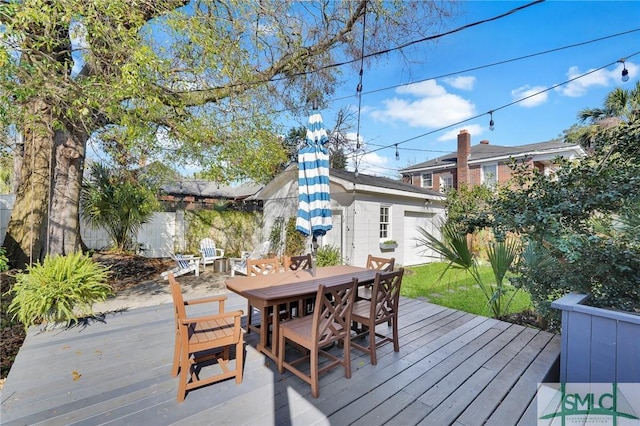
[0,292,560,425]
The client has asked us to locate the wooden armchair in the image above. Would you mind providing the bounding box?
[277,279,358,398]
[284,254,313,271]
[284,254,314,317]
[169,274,244,402]
[229,241,271,277]
[246,257,281,335]
[351,268,404,365]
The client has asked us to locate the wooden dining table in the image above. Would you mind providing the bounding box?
[225,265,378,363]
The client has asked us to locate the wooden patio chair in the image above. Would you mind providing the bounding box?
[161,254,200,280]
[284,254,313,317]
[358,255,395,301]
[277,278,358,398]
[169,273,244,402]
[246,256,281,335]
[199,238,224,271]
[229,241,271,277]
[284,254,313,271]
[351,268,404,365]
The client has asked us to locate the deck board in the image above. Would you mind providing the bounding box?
[1,291,559,426]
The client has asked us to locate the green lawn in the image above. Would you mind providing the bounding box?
[401,262,532,318]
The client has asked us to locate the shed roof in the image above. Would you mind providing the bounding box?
[161,180,261,199]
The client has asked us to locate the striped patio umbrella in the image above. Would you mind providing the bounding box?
[295,111,332,237]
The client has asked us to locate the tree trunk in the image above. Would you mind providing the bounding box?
[3,99,86,269]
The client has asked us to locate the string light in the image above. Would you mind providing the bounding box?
[620,59,630,82]
[489,111,495,131]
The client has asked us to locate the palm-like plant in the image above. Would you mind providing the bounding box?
[575,81,640,150]
[416,221,521,318]
[81,163,159,252]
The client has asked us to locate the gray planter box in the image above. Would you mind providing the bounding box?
[551,293,640,383]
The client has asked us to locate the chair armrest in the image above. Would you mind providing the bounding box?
[184,295,227,306]
[180,310,244,325]
[216,248,225,257]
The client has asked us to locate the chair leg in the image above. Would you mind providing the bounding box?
[171,330,181,377]
[393,316,400,352]
[310,348,319,398]
[246,301,252,333]
[235,340,244,384]
[343,336,352,379]
[369,325,377,365]
[277,331,285,374]
[177,351,189,402]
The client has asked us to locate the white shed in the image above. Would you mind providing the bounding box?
[255,165,446,267]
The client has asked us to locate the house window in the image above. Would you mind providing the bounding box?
[440,174,453,192]
[379,205,390,239]
[421,173,433,188]
[482,164,497,188]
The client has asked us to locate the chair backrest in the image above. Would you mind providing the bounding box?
[174,254,192,270]
[285,254,313,271]
[168,273,187,322]
[312,279,358,347]
[247,257,280,276]
[366,255,395,272]
[200,238,217,257]
[370,268,404,323]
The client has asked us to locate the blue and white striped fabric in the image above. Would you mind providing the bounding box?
[296,112,332,237]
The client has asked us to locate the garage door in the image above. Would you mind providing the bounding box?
[403,212,440,266]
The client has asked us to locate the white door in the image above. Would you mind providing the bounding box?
[403,212,440,266]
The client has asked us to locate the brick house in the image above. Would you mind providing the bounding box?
[399,130,586,192]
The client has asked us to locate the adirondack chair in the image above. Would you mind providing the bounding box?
[199,238,225,271]
[229,241,271,277]
[161,254,200,280]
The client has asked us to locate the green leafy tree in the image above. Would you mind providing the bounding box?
[1,1,455,267]
[81,162,159,252]
[570,80,640,150]
[489,101,640,329]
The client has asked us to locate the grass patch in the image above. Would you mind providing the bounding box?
[401,262,532,318]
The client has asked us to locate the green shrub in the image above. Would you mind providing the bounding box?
[0,247,8,272]
[316,245,341,267]
[8,252,113,329]
[285,217,307,256]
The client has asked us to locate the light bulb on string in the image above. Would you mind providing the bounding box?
[620,59,629,82]
[395,144,400,160]
[489,111,495,131]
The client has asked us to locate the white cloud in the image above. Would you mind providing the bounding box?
[443,76,476,91]
[371,80,476,128]
[396,80,447,97]
[511,85,549,108]
[437,124,484,141]
[555,65,615,97]
[341,132,392,177]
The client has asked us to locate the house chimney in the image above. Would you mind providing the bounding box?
[457,130,471,186]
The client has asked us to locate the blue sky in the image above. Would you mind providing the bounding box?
[302,0,640,178]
